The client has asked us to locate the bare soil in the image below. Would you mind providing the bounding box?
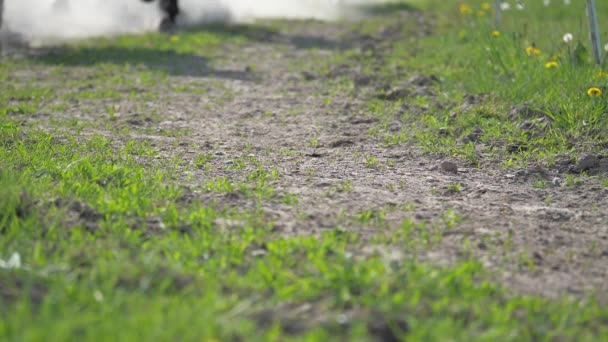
[7,9,608,301]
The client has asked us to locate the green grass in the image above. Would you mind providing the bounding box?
[2,1,608,341]
[343,0,608,166]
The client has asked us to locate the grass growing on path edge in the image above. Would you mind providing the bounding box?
[1,127,607,340]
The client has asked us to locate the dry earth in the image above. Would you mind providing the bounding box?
[4,9,608,302]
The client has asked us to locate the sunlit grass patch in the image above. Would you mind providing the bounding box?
[367,0,608,165]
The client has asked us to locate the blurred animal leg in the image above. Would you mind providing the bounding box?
[158,0,179,32]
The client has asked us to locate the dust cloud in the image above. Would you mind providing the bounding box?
[0,0,386,45]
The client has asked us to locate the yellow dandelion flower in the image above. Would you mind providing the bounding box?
[482,2,491,10]
[596,71,608,78]
[587,87,602,97]
[544,61,559,68]
[170,35,180,43]
[477,10,486,17]
[525,46,541,56]
[491,30,500,38]
[459,4,472,15]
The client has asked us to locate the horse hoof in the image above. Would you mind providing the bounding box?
[159,18,176,33]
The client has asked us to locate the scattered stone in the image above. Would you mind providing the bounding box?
[440,161,458,173]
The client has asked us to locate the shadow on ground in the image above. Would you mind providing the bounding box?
[186,22,354,50]
[28,46,255,80]
[357,2,420,16]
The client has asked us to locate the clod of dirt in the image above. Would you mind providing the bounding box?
[114,266,194,293]
[406,74,439,87]
[306,150,326,158]
[518,117,551,132]
[326,64,351,78]
[546,154,573,174]
[301,71,317,81]
[251,306,312,336]
[129,216,166,236]
[440,161,458,173]
[570,153,599,173]
[50,199,103,233]
[353,74,374,87]
[67,201,102,221]
[377,86,409,101]
[348,115,379,125]
[408,86,435,98]
[460,93,489,111]
[526,164,548,178]
[328,139,355,148]
[0,273,48,307]
[508,103,549,121]
[461,127,484,144]
[376,74,439,101]
[590,159,608,176]
[15,190,36,218]
[506,142,528,153]
[367,313,409,342]
[213,218,245,231]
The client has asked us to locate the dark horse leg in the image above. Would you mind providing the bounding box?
[0,0,4,32]
[0,0,4,53]
[141,0,179,32]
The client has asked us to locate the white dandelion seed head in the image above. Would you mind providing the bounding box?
[564,0,571,5]
[94,290,104,302]
[500,2,510,11]
[604,43,608,52]
[543,0,550,6]
[563,33,573,43]
[0,252,22,269]
[516,3,524,10]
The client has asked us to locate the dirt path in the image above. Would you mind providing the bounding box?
[11,9,608,301]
